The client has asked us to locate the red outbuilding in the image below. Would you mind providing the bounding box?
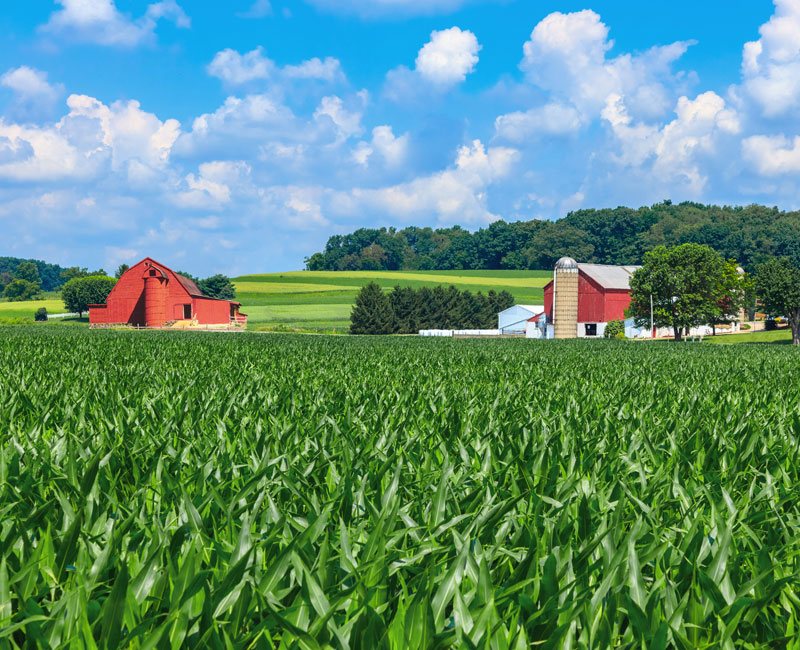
[89,257,246,328]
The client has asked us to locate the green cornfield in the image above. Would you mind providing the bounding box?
[2,327,800,649]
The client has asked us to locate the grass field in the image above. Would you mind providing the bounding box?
[704,327,792,344]
[0,271,550,330]
[234,270,551,331]
[3,327,800,647]
[0,298,67,320]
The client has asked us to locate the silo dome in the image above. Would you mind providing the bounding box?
[555,256,578,270]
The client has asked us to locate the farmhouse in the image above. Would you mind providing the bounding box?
[89,258,246,328]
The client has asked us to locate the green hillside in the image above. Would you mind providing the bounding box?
[234,270,551,331]
[0,270,551,330]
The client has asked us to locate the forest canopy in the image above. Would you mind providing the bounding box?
[305,202,800,272]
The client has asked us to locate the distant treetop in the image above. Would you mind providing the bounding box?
[304,202,798,272]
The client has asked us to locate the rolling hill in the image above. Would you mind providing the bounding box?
[233,269,552,331]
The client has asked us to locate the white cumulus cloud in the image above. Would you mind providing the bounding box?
[351,140,518,224]
[743,134,800,175]
[314,95,365,141]
[41,0,190,47]
[1,66,64,122]
[741,0,800,117]
[207,47,344,86]
[0,93,180,182]
[207,48,274,84]
[352,125,409,167]
[415,27,481,86]
[520,9,694,122]
[494,103,582,141]
[602,91,740,194]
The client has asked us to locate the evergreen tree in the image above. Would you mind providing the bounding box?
[198,274,236,300]
[415,287,434,329]
[350,282,393,334]
[475,292,493,328]
[389,286,418,333]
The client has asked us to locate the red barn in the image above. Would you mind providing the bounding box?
[89,257,246,328]
[542,260,640,338]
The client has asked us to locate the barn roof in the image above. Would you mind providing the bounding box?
[578,264,641,290]
[175,273,204,297]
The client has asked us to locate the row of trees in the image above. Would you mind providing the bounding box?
[350,283,514,334]
[173,271,236,300]
[0,261,46,301]
[627,243,800,344]
[306,202,800,272]
[1,261,115,302]
[0,257,68,292]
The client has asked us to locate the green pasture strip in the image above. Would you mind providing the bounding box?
[233,281,362,294]
[233,271,546,329]
[2,327,800,647]
[704,327,792,344]
[242,303,353,324]
[235,269,552,289]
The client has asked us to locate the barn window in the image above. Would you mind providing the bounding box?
[585,323,597,336]
[183,304,191,319]
[149,269,156,276]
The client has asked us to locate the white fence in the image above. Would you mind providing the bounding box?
[419,329,501,337]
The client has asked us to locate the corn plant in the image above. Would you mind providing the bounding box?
[1,327,800,648]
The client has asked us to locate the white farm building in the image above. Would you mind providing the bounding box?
[497,304,544,335]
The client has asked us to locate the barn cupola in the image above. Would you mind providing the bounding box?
[142,262,169,327]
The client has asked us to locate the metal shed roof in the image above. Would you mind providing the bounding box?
[578,264,641,290]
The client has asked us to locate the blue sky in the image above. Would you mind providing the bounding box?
[0,0,796,275]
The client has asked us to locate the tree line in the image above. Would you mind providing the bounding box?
[350,283,514,334]
[306,201,800,273]
[1,261,111,302]
[0,257,69,292]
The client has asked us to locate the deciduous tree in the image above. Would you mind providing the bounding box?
[755,257,800,345]
[628,243,734,342]
[15,261,40,286]
[61,276,117,317]
[2,279,40,301]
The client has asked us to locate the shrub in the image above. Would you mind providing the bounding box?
[604,319,625,339]
[34,307,48,321]
[765,319,778,331]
